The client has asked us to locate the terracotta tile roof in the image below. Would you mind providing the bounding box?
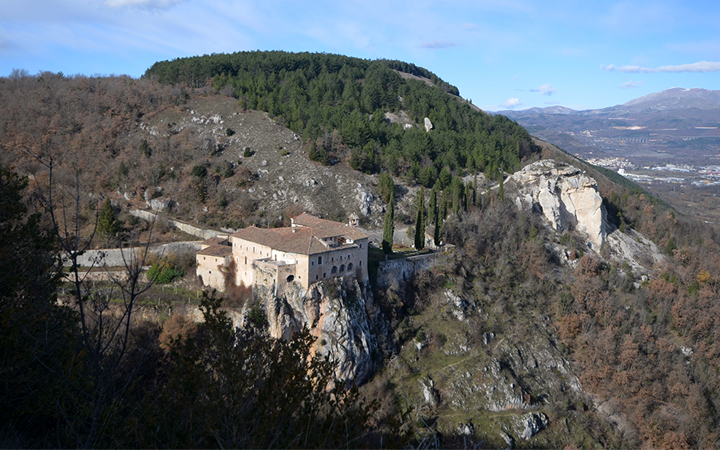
[292,213,367,240]
[200,236,229,249]
[232,226,327,255]
[197,245,233,257]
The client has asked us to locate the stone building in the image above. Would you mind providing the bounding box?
[195,236,233,291]
[196,213,369,291]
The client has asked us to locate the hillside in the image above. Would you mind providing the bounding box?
[2,54,720,448]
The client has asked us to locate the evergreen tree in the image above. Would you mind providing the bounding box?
[498,168,505,201]
[414,188,425,250]
[382,196,394,256]
[428,187,437,224]
[464,183,472,211]
[472,174,478,206]
[452,178,462,215]
[433,204,441,247]
[97,198,119,237]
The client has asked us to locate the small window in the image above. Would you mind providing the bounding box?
[312,261,314,266]
[340,264,345,272]
[359,261,362,267]
[318,256,323,264]
[348,263,353,270]
[316,275,319,280]
[286,275,294,282]
[323,273,326,278]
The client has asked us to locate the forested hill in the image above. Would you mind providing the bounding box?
[145,51,538,186]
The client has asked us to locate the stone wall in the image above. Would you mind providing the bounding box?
[253,259,297,297]
[375,247,454,289]
[130,209,222,240]
[65,241,202,267]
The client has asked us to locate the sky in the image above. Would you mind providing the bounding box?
[1,0,719,112]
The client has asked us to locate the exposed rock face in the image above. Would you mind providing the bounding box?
[253,279,378,384]
[424,117,433,132]
[510,160,608,249]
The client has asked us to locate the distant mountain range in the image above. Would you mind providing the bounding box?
[493,88,720,164]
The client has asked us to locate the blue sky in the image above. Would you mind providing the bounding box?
[1,0,719,111]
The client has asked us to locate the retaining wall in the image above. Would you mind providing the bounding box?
[65,241,202,267]
[375,246,454,289]
[129,209,222,240]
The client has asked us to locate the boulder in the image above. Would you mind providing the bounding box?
[510,160,608,250]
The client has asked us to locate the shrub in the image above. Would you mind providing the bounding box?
[148,262,185,284]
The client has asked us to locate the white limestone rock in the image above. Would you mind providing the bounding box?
[253,279,377,384]
[510,159,608,250]
[424,117,433,132]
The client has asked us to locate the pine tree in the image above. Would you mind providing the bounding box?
[382,196,394,256]
[97,198,119,237]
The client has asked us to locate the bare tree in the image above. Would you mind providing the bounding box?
[2,142,160,448]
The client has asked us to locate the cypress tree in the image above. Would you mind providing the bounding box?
[498,168,505,201]
[434,204,441,247]
[428,187,437,224]
[452,179,461,215]
[472,174,478,206]
[414,188,425,250]
[382,196,394,256]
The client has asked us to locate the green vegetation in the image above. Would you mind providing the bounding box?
[382,196,395,255]
[145,51,539,182]
[147,261,185,284]
[97,197,119,237]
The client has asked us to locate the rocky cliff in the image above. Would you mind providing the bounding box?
[509,160,608,250]
[252,278,381,384]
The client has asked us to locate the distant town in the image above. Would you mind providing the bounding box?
[582,156,720,187]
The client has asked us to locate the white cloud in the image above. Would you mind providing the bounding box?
[530,83,556,96]
[105,0,184,10]
[620,80,643,89]
[603,61,720,73]
[419,40,458,49]
[502,97,521,108]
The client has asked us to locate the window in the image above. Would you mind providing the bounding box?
[312,261,315,266]
[331,266,338,274]
[286,275,294,282]
[318,256,323,264]
[348,263,353,270]
[359,261,362,267]
[323,273,326,278]
[316,275,319,280]
[339,264,345,272]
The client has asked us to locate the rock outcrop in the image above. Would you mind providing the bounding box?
[510,160,608,249]
[252,279,378,384]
